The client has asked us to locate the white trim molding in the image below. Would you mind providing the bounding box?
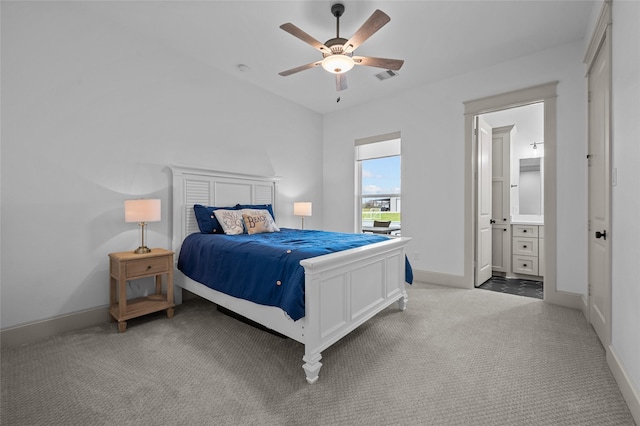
[607,346,640,424]
[584,0,612,74]
[1,306,110,347]
[412,269,469,289]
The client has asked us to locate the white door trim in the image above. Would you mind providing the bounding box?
[584,1,612,74]
[463,82,581,309]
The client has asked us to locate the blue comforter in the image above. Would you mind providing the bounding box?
[178,228,413,321]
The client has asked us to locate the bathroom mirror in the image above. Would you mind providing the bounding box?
[519,158,542,215]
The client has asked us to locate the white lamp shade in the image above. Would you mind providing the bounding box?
[125,199,161,223]
[321,55,355,74]
[293,202,312,217]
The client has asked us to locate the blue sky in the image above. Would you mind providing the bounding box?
[361,156,401,195]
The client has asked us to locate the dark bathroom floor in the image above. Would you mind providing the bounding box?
[478,276,543,299]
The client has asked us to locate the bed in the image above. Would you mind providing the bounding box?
[171,165,412,383]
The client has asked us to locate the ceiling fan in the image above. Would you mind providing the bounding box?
[278,3,404,91]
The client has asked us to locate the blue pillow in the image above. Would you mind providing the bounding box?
[193,205,237,234]
[235,204,275,221]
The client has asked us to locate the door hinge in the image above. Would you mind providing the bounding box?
[474,128,477,136]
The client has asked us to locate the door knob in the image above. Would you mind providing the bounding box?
[595,230,607,240]
[489,219,496,224]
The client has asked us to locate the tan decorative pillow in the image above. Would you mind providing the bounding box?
[213,209,245,235]
[241,209,280,235]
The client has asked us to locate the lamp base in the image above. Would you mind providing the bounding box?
[134,246,151,254]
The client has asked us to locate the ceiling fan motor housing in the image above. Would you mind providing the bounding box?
[323,37,349,56]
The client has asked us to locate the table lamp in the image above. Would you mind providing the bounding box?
[293,202,312,230]
[125,199,161,254]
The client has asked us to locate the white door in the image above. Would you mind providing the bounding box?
[475,117,493,286]
[491,127,512,273]
[588,35,611,346]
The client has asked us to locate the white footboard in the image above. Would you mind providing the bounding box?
[299,237,410,384]
[174,236,410,384]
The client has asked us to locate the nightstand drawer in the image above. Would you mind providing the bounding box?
[512,255,538,275]
[126,256,170,278]
[512,237,538,256]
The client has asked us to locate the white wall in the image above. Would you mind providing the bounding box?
[0,2,323,329]
[611,0,640,401]
[323,40,587,293]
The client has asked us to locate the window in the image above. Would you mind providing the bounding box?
[355,136,401,235]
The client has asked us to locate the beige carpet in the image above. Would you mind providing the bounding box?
[1,283,635,425]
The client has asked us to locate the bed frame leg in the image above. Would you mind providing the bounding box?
[397,291,408,311]
[302,353,322,384]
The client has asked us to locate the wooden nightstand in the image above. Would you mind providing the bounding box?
[109,248,175,332]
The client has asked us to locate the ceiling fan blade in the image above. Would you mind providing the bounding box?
[353,56,404,71]
[280,23,332,55]
[336,73,348,91]
[342,10,390,54]
[279,61,322,77]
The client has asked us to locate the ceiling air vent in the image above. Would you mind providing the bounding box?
[374,70,399,81]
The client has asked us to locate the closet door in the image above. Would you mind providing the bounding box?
[491,126,512,273]
[587,27,612,347]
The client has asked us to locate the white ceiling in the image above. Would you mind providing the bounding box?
[88,0,595,114]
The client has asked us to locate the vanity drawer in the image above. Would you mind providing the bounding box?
[512,237,538,256]
[513,225,539,237]
[512,255,539,276]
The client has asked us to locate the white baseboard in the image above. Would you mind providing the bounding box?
[580,294,589,320]
[607,346,640,424]
[543,288,583,309]
[413,269,472,289]
[1,306,110,347]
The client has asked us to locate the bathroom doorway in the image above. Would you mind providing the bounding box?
[477,103,545,298]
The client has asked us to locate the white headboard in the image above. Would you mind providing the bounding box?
[170,165,280,253]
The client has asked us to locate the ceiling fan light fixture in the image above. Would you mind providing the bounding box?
[321,54,354,74]
[279,4,402,91]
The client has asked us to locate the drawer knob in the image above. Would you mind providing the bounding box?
[147,265,152,270]
[523,264,527,267]
[523,245,527,248]
[523,230,527,233]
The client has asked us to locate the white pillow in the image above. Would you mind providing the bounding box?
[213,209,245,235]
[241,209,280,235]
